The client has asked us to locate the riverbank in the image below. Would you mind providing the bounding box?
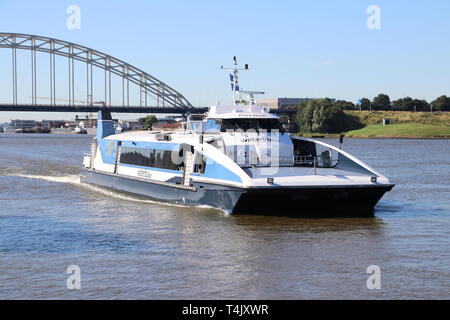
[299,123,450,139]
[345,123,450,139]
[345,110,450,126]
[297,111,450,139]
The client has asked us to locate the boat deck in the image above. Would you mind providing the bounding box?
[242,166,372,179]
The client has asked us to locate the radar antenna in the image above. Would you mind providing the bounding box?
[221,57,264,105]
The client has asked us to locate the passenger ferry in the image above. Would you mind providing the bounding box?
[81,58,394,215]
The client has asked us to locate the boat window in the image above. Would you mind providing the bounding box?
[257,118,285,132]
[220,118,285,133]
[120,147,181,171]
[194,158,206,174]
[204,119,221,133]
[293,139,316,167]
[188,121,204,132]
[193,152,207,174]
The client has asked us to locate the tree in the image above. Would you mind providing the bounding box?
[412,99,429,112]
[392,98,402,111]
[431,95,450,111]
[296,99,317,132]
[139,115,157,130]
[392,97,429,111]
[372,94,391,110]
[334,100,356,110]
[295,99,363,133]
[392,97,413,111]
[360,98,371,110]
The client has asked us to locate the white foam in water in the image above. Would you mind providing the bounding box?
[8,172,225,213]
[13,173,81,185]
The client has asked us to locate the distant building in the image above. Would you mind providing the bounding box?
[11,119,97,130]
[257,97,336,109]
[120,120,142,130]
[10,120,37,129]
[41,120,67,128]
[257,98,310,110]
[156,116,186,124]
[152,122,184,131]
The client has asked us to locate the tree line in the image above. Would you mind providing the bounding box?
[293,94,450,134]
[295,99,364,134]
[335,94,450,112]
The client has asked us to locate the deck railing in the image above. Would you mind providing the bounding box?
[294,153,338,169]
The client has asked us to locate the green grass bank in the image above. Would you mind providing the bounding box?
[297,111,450,138]
[346,123,450,138]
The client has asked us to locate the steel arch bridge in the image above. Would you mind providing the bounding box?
[0,32,197,114]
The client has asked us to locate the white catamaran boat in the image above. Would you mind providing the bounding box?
[81,58,394,215]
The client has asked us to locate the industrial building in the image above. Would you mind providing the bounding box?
[257,97,335,109]
[256,98,310,110]
[10,120,38,129]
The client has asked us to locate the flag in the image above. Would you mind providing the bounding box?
[230,74,240,91]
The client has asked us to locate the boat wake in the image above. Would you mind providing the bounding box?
[6,172,224,213]
[11,173,81,185]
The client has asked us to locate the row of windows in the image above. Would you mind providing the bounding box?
[120,147,183,171]
[204,118,285,133]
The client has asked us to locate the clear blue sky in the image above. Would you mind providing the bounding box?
[1,0,450,121]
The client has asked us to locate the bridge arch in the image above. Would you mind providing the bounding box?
[0,32,193,109]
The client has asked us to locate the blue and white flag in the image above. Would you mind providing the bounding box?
[230,74,240,91]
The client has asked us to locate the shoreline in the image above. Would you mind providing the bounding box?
[3,132,449,140]
[298,122,450,140]
[298,134,450,140]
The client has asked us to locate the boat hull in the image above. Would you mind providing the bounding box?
[80,169,244,213]
[232,184,394,216]
[80,169,394,217]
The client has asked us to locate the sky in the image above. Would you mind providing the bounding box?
[1,0,450,121]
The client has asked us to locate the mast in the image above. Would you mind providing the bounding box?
[221,56,248,105]
[220,57,264,105]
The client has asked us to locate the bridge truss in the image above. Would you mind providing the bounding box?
[0,32,193,113]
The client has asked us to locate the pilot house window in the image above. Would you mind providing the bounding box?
[219,118,285,133]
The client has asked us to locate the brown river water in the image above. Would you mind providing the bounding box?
[0,134,449,299]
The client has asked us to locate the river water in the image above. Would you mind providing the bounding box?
[0,134,449,299]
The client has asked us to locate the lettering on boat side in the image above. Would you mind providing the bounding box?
[236,114,270,118]
[240,137,279,143]
[181,304,269,317]
[137,170,152,179]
